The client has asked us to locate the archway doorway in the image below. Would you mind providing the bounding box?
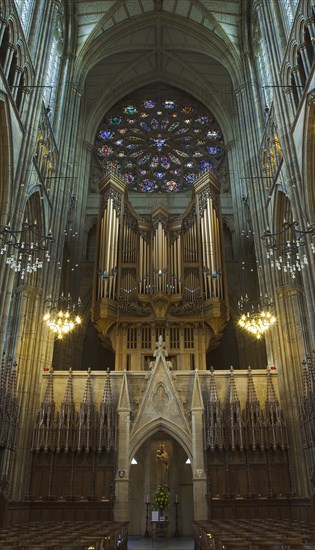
[129,431,193,536]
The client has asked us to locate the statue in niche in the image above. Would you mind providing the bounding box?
[155,443,169,487]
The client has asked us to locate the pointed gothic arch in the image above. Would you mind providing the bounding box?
[129,418,192,472]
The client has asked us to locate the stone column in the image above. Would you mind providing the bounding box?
[298,43,311,75]
[10,285,43,499]
[114,372,131,521]
[275,284,311,495]
[11,66,22,101]
[191,370,207,520]
[3,43,15,78]
[0,17,7,45]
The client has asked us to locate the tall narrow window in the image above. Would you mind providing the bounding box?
[141,327,151,350]
[304,26,314,68]
[0,26,9,70]
[184,327,194,349]
[279,0,299,35]
[15,0,36,36]
[43,13,64,114]
[170,327,180,349]
[127,328,137,350]
[253,23,273,110]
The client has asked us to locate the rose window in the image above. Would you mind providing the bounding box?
[95,92,224,192]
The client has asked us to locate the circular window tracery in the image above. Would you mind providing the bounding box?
[95,92,224,192]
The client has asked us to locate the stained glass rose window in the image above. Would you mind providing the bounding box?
[95,91,224,192]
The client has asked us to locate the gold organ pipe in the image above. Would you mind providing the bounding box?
[186,232,189,263]
[133,229,136,264]
[122,223,126,263]
[100,213,106,299]
[174,239,177,293]
[153,231,156,292]
[102,205,109,299]
[212,212,218,297]
[201,219,207,298]
[110,202,117,299]
[124,223,128,263]
[128,225,131,263]
[108,201,115,299]
[174,238,178,293]
[130,227,134,263]
[173,241,176,294]
[145,237,148,294]
[215,214,223,298]
[109,208,114,299]
[159,224,163,292]
[178,236,181,294]
[113,212,119,298]
[139,237,143,293]
[207,198,214,298]
[160,225,162,292]
[211,211,217,297]
[202,211,209,298]
[144,237,147,293]
[211,200,218,298]
[164,228,167,292]
[128,225,131,262]
[125,223,128,263]
[160,224,163,292]
[98,214,104,299]
[110,202,118,299]
[103,201,111,298]
[158,223,161,291]
[190,226,193,262]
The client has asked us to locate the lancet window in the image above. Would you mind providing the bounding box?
[279,0,299,34]
[43,13,64,114]
[14,0,35,35]
[253,22,273,110]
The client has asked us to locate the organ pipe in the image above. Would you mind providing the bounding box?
[96,170,224,313]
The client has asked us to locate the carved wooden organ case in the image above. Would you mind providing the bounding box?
[92,170,229,370]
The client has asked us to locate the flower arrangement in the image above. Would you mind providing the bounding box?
[152,484,170,511]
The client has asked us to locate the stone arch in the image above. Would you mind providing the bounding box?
[129,418,192,473]
[85,72,235,147]
[7,16,19,45]
[16,40,26,67]
[76,10,240,81]
[0,23,10,68]
[303,24,314,67]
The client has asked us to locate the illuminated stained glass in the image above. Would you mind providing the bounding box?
[95,90,224,192]
[144,100,155,109]
[98,145,113,156]
[124,105,137,114]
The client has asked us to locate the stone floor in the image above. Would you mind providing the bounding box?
[127,536,194,549]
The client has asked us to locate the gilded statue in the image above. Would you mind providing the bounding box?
[155,443,169,486]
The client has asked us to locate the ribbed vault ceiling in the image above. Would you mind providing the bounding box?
[75,0,241,53]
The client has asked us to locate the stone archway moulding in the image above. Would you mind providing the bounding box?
[129,417,193,473]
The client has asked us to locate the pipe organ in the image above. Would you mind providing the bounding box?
[92,170,228,370]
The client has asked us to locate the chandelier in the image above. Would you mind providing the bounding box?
[0,221,54,279]
[43,293,82,339]
[238,294,276,340]
[261,221,315,279]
